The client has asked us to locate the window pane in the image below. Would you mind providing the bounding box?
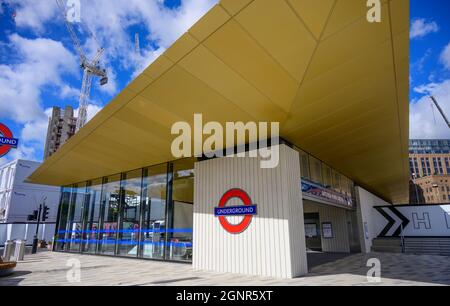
[309,156,323,185]
[166,159,194,262]
[82,179,103,254]
[68,182,87,252]
[98,174,121,255]
[118,169,143,257]
[322,164,332,188]
[55,186,71,251]
[332,169,341,193]
[141,164,167,260]
[297,148,310,180]
[341,176,353,196]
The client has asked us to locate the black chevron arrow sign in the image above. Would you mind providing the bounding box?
[375,206,410,237]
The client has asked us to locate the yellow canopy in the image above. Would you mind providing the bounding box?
[28,0,410,204]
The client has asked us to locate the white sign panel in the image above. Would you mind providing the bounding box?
[374,204,450,237]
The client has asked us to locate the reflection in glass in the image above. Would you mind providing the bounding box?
[55,158,198,263]
[309,156,323,185]
[297,148,310,180]
[82,179,102,253]
[99,174,121,255]
[341,176,353,196]
[332,169,341,193]
[68,183,87,252]
[140,164,167,260]
[118,169,142,257]
[322,164,332,188]
[55,186,71,251]
[166,159,194,262]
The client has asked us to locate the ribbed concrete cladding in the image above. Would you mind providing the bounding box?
[193,145,308,278]
[28,0,410,204]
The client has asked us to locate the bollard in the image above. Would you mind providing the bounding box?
[14,239,26,261]
[2,240,15,262]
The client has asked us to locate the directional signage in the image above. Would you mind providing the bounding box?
[374,204,450,237]
[374,206,409,237]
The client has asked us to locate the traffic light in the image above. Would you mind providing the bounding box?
[42,205,50,222]
[27,210,38,221]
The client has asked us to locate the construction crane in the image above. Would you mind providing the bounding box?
[430,96,450,129]
[135,33,140,55]
[55,0,108,132]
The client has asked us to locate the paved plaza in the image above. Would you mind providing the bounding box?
[1,251,449,286]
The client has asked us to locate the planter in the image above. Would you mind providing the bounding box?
[38,241,47,249]
[0,262,17,277]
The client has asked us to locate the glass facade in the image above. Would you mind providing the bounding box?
[54,147,355,261]
[409,139,450,154]
[55,159,195,263]
[294,146,355,205]
[82,179,102,253]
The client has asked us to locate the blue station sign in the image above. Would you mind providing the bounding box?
[0,136,19,148]
[214,205,257,217]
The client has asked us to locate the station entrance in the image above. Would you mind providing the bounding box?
[303,199,361,254]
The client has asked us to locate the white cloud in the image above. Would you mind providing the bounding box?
[14,0,218,78]
[59,84,80,99]
[13,0,59,33]
[74,104,103,121]
[2,1,218,163]
[413,83,439,95]
[7,144,39,162]
[0,34,78,123]
[410,18,439,39]
[410,80,450,139]
[440,42,450,71]
[0,34,78,163]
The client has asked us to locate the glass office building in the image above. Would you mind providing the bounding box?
[409,139,450,154]
[55,159,195,263]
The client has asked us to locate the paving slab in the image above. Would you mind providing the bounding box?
[0,251,449,286]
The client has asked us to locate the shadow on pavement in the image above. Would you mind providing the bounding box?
[0,271,32,286]
[305,252,450,286]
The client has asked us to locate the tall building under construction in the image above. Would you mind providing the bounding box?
[43,106,77,160]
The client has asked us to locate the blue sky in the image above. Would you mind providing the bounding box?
[410,0,450,139]
[0,0,217,164]
[0,0,450,165]
[410,0,450,99]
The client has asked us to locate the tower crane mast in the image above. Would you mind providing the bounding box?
[55,0,108,132]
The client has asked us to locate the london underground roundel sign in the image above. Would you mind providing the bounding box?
[214,189,257,234]
[0,123,19,158]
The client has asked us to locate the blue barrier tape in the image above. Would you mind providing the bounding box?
[58,228,193,234]
[56,239,192,248]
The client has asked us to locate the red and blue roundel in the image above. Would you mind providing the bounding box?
[215,188,257,234]
[0,123,19,158]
